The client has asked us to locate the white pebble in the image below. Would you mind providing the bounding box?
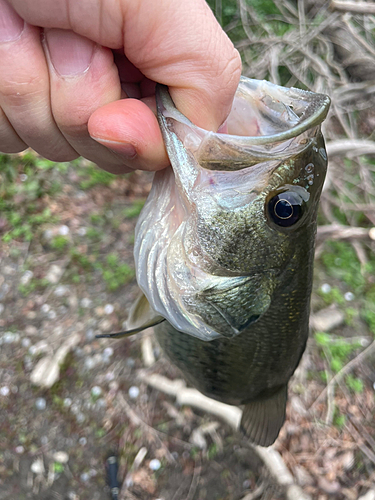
[103,347,114,357]
[3,331,20,343]
[20,270,33,285]
[20,173,28,182]
[41,304,50,314]
[85,329,95,341]
[79,437,87,446]
[44,229,53,240]
[104,304,114,315]
[31,458,45,474]
[40,436,49,445]
[149,459,161,471]
[105,371,115,381]
[77,227,87,236]
[53,451,69,464]
[81,298,92,308]
[63,398,72,407]
[15,445,24,454]
[58,225,70,236]
[0,386,10,396]
[35,398,47,410]
[128,386,140,399]
[321,283,331,294]
[47,310,57,320]
[76,412,85,423]
[344,292,354,301]
[80,472,90,482]
[91,386,102,397]
[22,338,31,348]
[54,285,68,297]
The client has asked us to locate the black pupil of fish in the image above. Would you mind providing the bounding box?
[274,199,293,219]
[268,192,302,227]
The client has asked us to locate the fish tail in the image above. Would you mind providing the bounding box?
[240,385,287,447]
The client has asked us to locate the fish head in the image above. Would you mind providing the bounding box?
[134,78,330,341]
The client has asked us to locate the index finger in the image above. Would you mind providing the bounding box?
[7,0,241,132]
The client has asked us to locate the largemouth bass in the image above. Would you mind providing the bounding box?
[100,77,330,446]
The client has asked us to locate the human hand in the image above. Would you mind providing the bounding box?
[0,0,241,173]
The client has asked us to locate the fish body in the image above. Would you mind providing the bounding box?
[128,78,330,446]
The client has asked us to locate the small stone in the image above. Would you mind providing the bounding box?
[44,229,53,240]
[46,265,64,284]
[79,437,87,446]
[41,436,48,445]
[22,338,31,348]
[81,298,92,308]
[20,270,33,285]
[20,173,28,182]
[321,283,331,294]
[99,319,112,332]
[105,371,115,381]
[310,307,344,332]
[85,329,95,341]
[128,386,140,399]
[77,227,87,236]
[53,451,69,464]
[31,458,45,475]
[25,325,38,336]
[344,292,354,301]
[84,357,96,370]
[242,479,251,489]
[41,304,50,314]
[15,445,24,454]
[58,225,70,236]
[95,398,106,409]
[126,357,135,368]
[80,472,90,482]
[3,331,20,343]
[0,386,10,396]
[63,398,72,407]
[89,468,97,477]
[76,412,86,423]
[104,304,114,315]
[91,386,102,397]
[149,459,161,471]
[103,347,114,358]
[369,228,375,241]
[54,285,69,297]
[35,398,47,410]
[47,310,57,320]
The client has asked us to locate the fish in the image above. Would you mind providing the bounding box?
[99,77,330,447]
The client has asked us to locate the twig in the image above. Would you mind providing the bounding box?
[310,341,375,409]
[326,139,375,157]
[330,1,375,15]
[316,224,375,242]
[138,372,312,500]
[240,483,265,500]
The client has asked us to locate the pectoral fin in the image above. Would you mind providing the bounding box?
[96,291,165,339]
[240,385,287,447]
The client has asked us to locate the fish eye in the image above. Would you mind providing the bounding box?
[267,191,303,227]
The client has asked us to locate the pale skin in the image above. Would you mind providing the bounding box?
[0,0,242,173]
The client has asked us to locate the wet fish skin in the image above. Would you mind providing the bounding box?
[129,79,330,446]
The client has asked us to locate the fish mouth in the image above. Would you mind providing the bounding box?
[157,78,330,171]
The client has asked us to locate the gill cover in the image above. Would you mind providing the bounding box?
[134,78,330,341]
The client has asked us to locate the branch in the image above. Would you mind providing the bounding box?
[326,139,375,158]
[330,1,375,15]
[138,372,311,500]
[316,224,375,243]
